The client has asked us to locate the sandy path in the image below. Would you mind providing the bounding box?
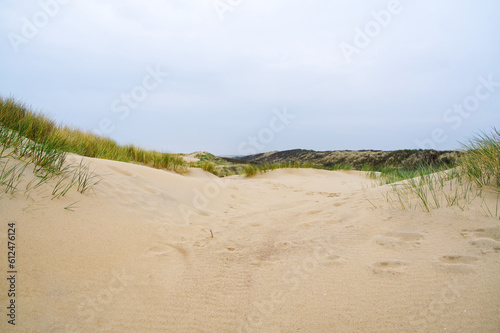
[1,155,499,332]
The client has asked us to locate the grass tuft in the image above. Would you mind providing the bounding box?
[0,97,188,173]
[371,129,499,215]
[459,128,500,188]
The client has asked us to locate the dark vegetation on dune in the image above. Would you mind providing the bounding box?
[193,149,460,179]
[235,149,461,170]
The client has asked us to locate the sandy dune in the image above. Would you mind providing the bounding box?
[1,154,500,332]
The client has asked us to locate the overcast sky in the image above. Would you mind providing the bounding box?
[1,0,499,155]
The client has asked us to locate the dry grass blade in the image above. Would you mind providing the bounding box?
[373,129,499,215]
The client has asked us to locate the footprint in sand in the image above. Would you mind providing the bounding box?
[474,227,500,240]
[147,242,189,258]
[434,255,478,274]
[439,255,478,264]
[272,239,346,265]
[370,260,409,275]
[273,239,309,249]
[322,254,347,266]
[462,227,500,254]
[324,218,341,225]
[300,221,318,228]
[470,238,500,254]
[143,242,189,286]
[375,232,424,249]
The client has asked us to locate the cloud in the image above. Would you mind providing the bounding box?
[1,0,499,155]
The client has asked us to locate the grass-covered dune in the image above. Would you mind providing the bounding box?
[236,148,461,171]
[0,97,188,173]
[214,148,459,180]
[460,129,500,188]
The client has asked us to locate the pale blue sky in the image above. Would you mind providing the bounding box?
[1,0,499,155]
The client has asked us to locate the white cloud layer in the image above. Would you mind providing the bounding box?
[1,0,499,154]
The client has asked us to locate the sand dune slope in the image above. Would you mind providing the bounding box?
[1,155,499,332]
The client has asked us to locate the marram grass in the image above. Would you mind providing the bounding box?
[459,128,500,188]
[0,125,99,200]
[371,129,499,215]
[0,97,188,204]
[0,97,188,173]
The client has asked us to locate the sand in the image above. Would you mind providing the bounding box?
[1,153,499,332]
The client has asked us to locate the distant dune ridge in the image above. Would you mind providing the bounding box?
[235,148,461,169]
